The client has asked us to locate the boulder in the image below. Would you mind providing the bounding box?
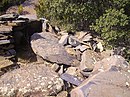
[71,55,130,97]
[79,50,101,71]
[31,32,76,66]
[0,63,63,97]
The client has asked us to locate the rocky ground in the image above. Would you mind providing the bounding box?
[0,0,130,97]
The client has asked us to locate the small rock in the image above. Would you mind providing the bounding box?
[54,26,60,33]
[66,67,78,76]
[77,31,88,39]
[51,63,60,72]
[57,91,68,97]
[59,34,69,45]
[96,42,103,52]
[58,30,68,36]
[75,45,89,52]
[75,49,82,61]
[81,34,92,42]
[101,49,114,58]
[58,65,64,75]
[60,73,82,86]
[68,36,80,47]
[65,47,76,55]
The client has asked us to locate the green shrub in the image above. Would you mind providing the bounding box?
[90,8,129,46]
[36,0,130,32]
[36,0,99,31]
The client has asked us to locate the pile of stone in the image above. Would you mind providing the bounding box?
[0,14,17,60]
[0,15,129,97]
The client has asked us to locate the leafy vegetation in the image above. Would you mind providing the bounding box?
[91,8,129,47]
[36,0,100,31]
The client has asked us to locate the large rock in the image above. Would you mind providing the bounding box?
[71,55,130,97]
[31,32,76,65]
[79,50,101,71]
[0,63,63,97]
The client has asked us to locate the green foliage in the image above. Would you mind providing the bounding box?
[18,5,23,15]
[36,0,99,31]
[91,8,129,45]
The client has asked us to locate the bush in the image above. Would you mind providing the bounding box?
[90,8,129,47]
[36,0,130,32]
[36,0,99,31]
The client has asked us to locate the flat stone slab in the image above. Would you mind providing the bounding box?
[31,32,75,65]
[0,63,63,97]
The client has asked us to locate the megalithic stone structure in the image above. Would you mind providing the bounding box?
[0,13,43,69]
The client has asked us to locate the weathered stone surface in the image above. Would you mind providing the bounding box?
[101,49,114,58]
[75,45,89,52]
[77,31,87,39]
[96,42,104,52]
[71,55,130,97]
[0,25,12,32]
[68,36,80,47]
[79,50,101,71]
[59,34,69,45]
[31,32,75,65]
[66,67,78,76]
[18,15,38,20]
[65,47,76,56]
[0,13,18,21]
[81,34,92,42]
[57,91,68,97]
[0,57,13,69]
[61,73,82,86]
[0,63,63,97]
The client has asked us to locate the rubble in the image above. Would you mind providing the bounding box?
[71,55,130,97]
[0,12,129,97]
